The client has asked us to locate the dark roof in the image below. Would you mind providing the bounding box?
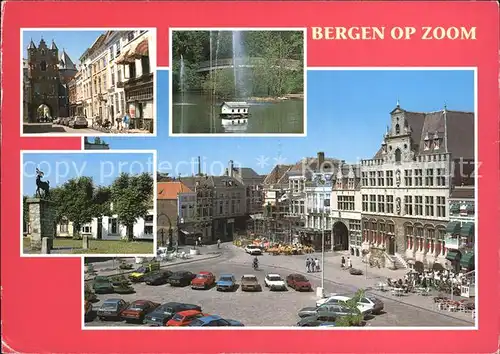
[374,107,474,160]
[232,167,261,179]
[212,175,244,188]
[449,186,474,199]
[179,176,214,189]
[263,164,294,185]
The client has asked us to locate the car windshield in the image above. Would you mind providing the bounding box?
[129,303,147,311]
[220,276,233,282]
[247,245,258,249]
[136,267,146,273]
[243,276,256,281]
[295,275,307,281]
[171,313,184,321]
[94,276,108,282]
[101,303,118,310]
[196,274,208,279]
[268,276,282,281]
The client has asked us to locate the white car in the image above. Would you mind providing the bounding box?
[245,245,262,255]
[316,295,372,315]
[264,274,287,291]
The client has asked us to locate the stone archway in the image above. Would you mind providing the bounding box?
[157,213,173,247]
[332,221,349,251]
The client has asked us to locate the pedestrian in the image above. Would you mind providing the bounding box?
[217,238,221,249]
[315,257,320,272]
[123,113,129,130]
[347,257,352,269]
[115,116,122,130]
[306,258,311,273]
[198,236,202,247]
[341,256,346,269]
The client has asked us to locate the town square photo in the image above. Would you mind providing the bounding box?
[21,28,156,136]
[83,68,477,328]
[170,28,305,135]
[22,150,157,256]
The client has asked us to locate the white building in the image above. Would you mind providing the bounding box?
[105,31,127,128]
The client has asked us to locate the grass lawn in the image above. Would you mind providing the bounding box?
[23,237,154,254]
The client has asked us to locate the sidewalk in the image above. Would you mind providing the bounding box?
[228,246,474,323]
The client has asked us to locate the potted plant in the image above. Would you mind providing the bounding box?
[334,289,365,327]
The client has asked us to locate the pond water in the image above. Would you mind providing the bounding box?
[172,93,304,134]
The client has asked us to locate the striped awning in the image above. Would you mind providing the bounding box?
[446,221,461,234]
[460,222,474,237]
[115,50,134,65]
[130,39,149,58]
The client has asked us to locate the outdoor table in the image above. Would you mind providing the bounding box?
[391,287,405,296]
[376,282,387,291]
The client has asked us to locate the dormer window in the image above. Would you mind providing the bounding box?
[381,141,387,154]
[424,133,430,150]
[433,132,440,150]
[336,179,342,189]
[395,124,400,135]
[348,178,354,189]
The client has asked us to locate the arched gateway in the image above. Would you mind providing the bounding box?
[332,221,349,251]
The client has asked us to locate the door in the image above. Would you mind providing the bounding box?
[388,237,395,255]
[97,218,103,240]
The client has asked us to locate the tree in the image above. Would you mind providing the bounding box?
[111,173,154,241]
[56,177,98,239]
[335,289,365,327]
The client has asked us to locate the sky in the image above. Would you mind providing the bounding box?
[23,152,154,196]
[23,30,105,64]
[104,69,475,177]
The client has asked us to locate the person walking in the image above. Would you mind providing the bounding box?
[347,257,352,269]
[341,256,346,269]
[123,113,130,130]
[314,257,320,272]
[306,258,311,273]
[217,238,221,249]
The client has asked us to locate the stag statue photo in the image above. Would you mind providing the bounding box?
[35,168,50,198]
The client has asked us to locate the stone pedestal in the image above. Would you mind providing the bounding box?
[41,237,52,254]
[82,235,90,249]
[27,198,56,250]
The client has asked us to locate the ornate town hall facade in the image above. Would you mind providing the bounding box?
[359,103,474,269]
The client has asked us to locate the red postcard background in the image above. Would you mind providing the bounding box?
[1,1,499,353]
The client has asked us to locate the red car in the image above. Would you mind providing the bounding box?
[166,310,209,327]
[286,273,312,291]
[191,271,216,290]
[121,300,160,323]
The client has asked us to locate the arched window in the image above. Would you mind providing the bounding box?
[395,148,402,163]
[395,124,400,134]
[40,61,47,71]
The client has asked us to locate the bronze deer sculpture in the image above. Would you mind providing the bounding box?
[35,168,50,198]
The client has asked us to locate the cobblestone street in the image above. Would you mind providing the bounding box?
[85,245,474,328]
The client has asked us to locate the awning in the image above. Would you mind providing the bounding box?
[179,226,200,235]
[450,204,460,213]
[115,49,135,65]
[460,222,474,237]
[446,250,460,261]
[446,221,461,234]
[460,252,474,269]
[130,39,149,59]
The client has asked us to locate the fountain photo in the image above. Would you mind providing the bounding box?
[170,29,305,135]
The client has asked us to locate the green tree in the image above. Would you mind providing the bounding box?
[111,173,154,241]
[335,289,365,327]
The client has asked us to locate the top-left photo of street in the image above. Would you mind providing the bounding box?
[22,29,156,136]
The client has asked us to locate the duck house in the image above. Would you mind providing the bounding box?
[220,101,249,126]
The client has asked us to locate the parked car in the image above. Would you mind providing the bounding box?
[316,295,372,316]
[63,117,72,126]
[166,310,208,327]
[68,117,76,128]
[121,300,160,323]
[297,314,337,327]
[169,271,196,287]
[216,274,237,291]
[144,302,202,326]
[240,275,262,292]
[92,276,114,294]
[191,271,216,289]
[97,298,128,320]
[144,270,172,285]
[53,117,61,125]
[264,274,287,291]
[298,303,359,319]
[73,116,88,128]
[245,244,262,255]
[286,273,312,291]
[358,295,384,315]
[187,315,244,327]
[129,262,161,282]
[84,283,97,302]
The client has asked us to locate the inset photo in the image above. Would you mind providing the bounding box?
[170,28,306,136]
[22,28,156,136]
[21,150,157,256]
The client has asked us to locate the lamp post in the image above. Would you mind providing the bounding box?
[317,198,329,298]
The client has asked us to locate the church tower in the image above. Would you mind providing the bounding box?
[26,38,60,123]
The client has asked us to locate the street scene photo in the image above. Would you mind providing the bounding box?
[22,29,156,135]
[171,29,305,135]
[84,69,476,328]
[22,151,156,255]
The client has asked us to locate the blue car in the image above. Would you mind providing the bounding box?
[187,315,244,327]
[216,274,237,291]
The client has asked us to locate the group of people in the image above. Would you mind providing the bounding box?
[305,257,320,272]
[341,256,352,269]
[115,114,130,131]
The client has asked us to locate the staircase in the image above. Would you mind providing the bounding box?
[392,253,409,269]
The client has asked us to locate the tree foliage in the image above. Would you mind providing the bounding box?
[172,30,304,96]
[110,172,154,241]
[334,289,365,327]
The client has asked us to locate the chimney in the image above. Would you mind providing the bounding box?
[228,160,234,177]
[317,152,325,169]
[197,156,201,176]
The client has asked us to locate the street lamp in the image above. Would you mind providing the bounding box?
[317,198,329,298]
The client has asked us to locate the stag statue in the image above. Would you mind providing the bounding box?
[35,168,50,198]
